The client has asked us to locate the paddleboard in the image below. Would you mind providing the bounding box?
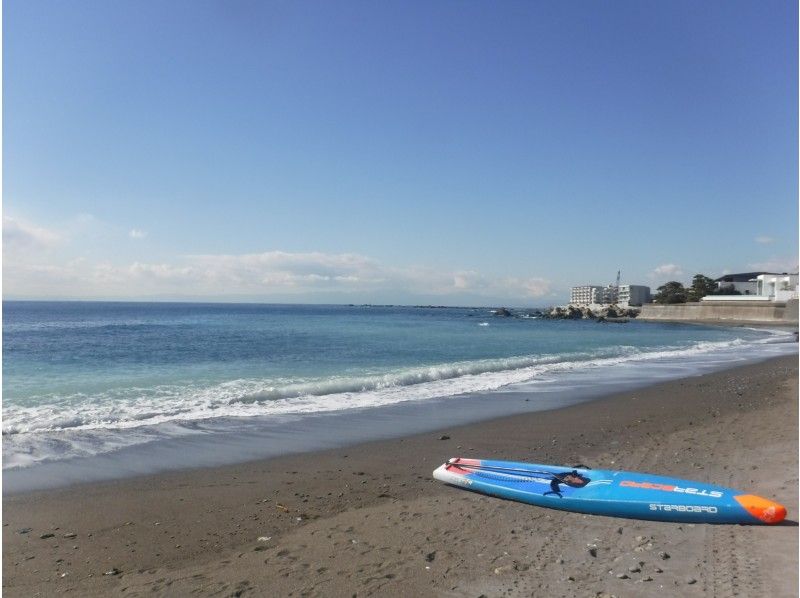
[433,458,786,524]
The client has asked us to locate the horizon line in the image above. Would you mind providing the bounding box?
[1,297,560,310]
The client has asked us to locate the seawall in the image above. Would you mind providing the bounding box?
[639,298,798,326]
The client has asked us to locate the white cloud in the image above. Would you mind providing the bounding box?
[649,263,683,279]
[2,217,62,251]
[519,277,551,297]
[449,270,550,298]
[754,235,775,245]
[453,270,479,290]
[179,251,386,291]
[3,247,552,302]
[129,229,148,239]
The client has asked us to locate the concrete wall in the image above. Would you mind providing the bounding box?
[639,299,798,325]
[785,298,799,323]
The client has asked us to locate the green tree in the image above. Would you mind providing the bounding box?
[654,281,688,304]
[687,274,717,302]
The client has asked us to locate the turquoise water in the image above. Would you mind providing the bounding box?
[2,301,795,471]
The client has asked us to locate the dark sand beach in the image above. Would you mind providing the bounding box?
[3,355,797,597]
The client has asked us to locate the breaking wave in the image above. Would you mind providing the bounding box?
[4,331,795,469]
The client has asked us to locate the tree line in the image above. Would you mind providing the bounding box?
[653,274,741,304]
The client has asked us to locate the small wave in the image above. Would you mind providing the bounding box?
[1,336,777,440]
[4,320,167,333]
[4,352,589,435]
[3,334,795,470]
[746,328,798,344]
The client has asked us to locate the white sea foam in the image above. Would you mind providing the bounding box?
[3,332,796,469]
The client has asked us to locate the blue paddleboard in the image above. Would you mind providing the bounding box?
[433,458,786,524]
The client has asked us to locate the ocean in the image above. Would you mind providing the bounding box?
[2,301,796,491]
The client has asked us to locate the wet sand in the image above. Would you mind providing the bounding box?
[3,355,797,597]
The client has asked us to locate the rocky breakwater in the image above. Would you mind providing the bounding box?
[542,305,640,323]
[488,306,639,322]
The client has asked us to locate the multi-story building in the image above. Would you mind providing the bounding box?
[570,285,604,306]
[571,283,651,306]
[618,284,650,306]
[599,284,619,305]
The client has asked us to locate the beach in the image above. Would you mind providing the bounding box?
[5,1,798,596]
[2,354,797,597]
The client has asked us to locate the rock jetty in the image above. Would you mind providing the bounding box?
[541,305,640,322]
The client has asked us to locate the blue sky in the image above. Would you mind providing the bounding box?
[3,0,797,305]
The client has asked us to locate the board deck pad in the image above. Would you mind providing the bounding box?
[433,458,786,525]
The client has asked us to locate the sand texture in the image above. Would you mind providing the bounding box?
[3,355,797,597]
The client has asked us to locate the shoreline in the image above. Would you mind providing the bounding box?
[3,355,797,597]
[637,318,799,328]
[4,335,797,494]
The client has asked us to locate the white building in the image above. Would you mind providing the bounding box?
[714,272,766,295]
[755,273,798,301]
[570,285,604,306]
[701,272,798,303]
[599,284,619,305]
[618,284,651,306]
[571,283,650,306]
